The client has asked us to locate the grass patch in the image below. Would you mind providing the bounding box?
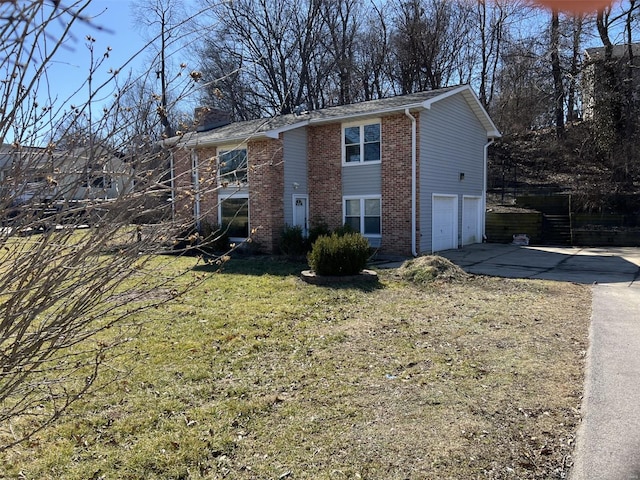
[0,257,590,479]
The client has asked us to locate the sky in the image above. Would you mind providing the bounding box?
[44,0,619,111]
[24,0,204,146]
[47,0,149,106]
[19,0,627,147]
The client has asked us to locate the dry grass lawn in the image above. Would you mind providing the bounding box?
[0,256,590,479]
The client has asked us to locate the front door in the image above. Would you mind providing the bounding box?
[293,195,308,236]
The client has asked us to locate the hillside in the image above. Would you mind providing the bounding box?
[487,121,640,214]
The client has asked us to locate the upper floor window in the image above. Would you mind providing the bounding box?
[343,121,381,164]
[219,148,248,184]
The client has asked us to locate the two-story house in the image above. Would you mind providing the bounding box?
[582,43,640,120]
[168,84,500,256]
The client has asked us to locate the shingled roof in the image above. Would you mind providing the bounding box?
[585,43,640,61]
[173,84,499,147]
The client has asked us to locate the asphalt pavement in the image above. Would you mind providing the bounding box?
[437,244,640,480]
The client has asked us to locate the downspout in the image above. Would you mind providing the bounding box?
[483,138,495,242]
[405,108,418,257]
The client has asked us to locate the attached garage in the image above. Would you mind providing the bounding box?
[432,194,458,252]
[462,196,483,246]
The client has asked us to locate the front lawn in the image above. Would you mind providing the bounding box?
[0,256,590,479]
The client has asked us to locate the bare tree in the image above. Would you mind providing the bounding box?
[389,0,474,94]
[492,37,553,132]
[474,0,532,109]
[551,8,566,137]
[354,2,393,100]
[566,12,589,122]
[198,0,326,116]
[132,0,190,138]
[319,0,361,105]
[591,0,640,184]
[0,0,222,449]
[199,41,266,121]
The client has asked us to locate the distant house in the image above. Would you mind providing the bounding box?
[0,144,134,205]
[582,43,640,120]
[167,85,501,256]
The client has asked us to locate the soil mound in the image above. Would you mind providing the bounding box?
[398,256,468,284]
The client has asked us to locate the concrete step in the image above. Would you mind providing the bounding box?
[543,214,572,245]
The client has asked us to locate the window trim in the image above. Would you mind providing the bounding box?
[343,195,382,238]
[219,192,250,242]
[341,119,382,166]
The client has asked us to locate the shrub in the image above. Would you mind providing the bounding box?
[333,223,355,236]
[200,222,230,252]
[279,225,307,256]
[307,220,331,246]
[307,232,370,276]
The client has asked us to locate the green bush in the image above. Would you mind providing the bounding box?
[200,222,230,252]
[307,232,370,276]
[307,220,331,246]
[333,223,355,237]
[279,224,307,256]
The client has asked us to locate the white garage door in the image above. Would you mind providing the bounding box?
[432,195,458,252]
[462,196,482,246]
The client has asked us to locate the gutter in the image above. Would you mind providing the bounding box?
[405,108,418,257]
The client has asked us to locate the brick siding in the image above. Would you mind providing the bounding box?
[172,112,423,256]
[248,138,284,253]
[307,123,342,230]
[381,113,418,256]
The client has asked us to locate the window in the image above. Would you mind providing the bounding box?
[343,122,381,164]
[219,148,248,184]
[220,196,249,238]
[344,197,381,236]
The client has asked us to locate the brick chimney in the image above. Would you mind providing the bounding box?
[194,107,231,132]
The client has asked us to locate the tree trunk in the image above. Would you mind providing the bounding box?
[551,9,565,138]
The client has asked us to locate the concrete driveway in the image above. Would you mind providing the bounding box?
[438,243,640,285]
[439,243,640,480]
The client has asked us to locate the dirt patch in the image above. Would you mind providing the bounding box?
[300,269,378,285]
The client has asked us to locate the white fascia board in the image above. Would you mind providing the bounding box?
[264,119,310,139]
[161,132,193,148]
[185,134,260,148]
[421,85,502,139]
[420,84,470,109]
[184,120,310,146]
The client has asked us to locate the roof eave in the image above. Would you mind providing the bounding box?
[185,133,267,148]
[308,102,426,125]
[421,85,502,139]
[182,119,309,146]
[264,119,310,139]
